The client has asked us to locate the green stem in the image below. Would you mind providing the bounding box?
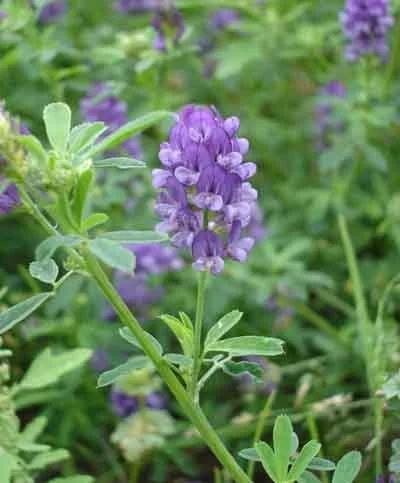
[383,15,400,97]
[190,270,208,402]
[130,461,142,483]
[20,193,251,483]
[247,390,276,479]
[306,413,328,483]
[337,213,373,390]
[374,398,384,478]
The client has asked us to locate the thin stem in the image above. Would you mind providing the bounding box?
[374,398,384,478]
[190,270,208,402]
[196,355,232,401]
[306,413,328,483]
[20,192,252,483]
[129,461,142,483]
[247,390,276,479]
[383,15,400,97]
[337,213,373,390]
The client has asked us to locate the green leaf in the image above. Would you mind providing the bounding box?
[86,111,173,158]
[308,458,336,472]
[164,353,192,367]
[238,447,261,461]
[361,144,387,172]
[205,310,243,348]
[93,157,146,169]
[97,356,150,388]
[0,450,16,483]
[18,135,47,164]
[99,230,168,244]
[119,327,163,356]
[19,416,48,443]
[332,451,362,483]
[71,169,94,226]
[274,415,293,480]
[0,292,53,334]
[82,213,109,231]
[206,336,284,356]
[28,449,70,470]
[88,238,135,273]
[29,259,59,284]
[383,371,400,400]
[299,471,322,483]
[43,103,71,154]
[288,440,321,480]
[222,360,263,382]
[17,442,51,452]
[18,348,92,390]
[35,235,81,261]
[255,441,278,481]
[159,314,193,357]
[69,122,107,155]
[49,477,94,483]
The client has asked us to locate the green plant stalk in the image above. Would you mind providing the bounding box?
[383,15,400,97]
[190,270,208,402]
[247,390,276,479]
[337,213,383,477]
[337,213,372,389]
[20,192,252,483]
[306,413,328,483]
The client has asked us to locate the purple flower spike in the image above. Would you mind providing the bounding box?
[38,0,67,24]
[151,5,185,52]
[80,83,142,158]
[153,104,258,275]
[114,0,160,14]
[315,80,347,151]
[340,0,394,62]
[0,180,20,215]
[210,9,240,31]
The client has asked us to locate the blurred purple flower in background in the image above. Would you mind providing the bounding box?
[0,180,20,215]
[210,9,240,31]
[151,5,185,51]
[153,104,258,274]
[114,0,160,13]
[105,244,183,320]
[0,11,7,21]
[38,0,67,24]
[90,349,110,374]
[315,80,347,151]
[240,356,280,395]
[80,83,142,158]
[376,475,396,483]
[340,0,394,62]
[111,388,167,417]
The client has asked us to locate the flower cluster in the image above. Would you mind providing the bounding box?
[153,105,257,274]
[315,80,347,151]
[210,9,240,32]
[0,105,29,216]
[105,243,183,319]
[37,0,67,24]
[151,5,185,51]
[340,0,394,62]
[80,83,142,159]
[114,0,160,13]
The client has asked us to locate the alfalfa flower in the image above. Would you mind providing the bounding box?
[114,0,160,13]
[151,4,185,51]
[153,105,257,274]
[340,0,394,62]
[37,0,67,24]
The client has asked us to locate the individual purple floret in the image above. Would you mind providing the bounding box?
[114,0,160,13]
[376,475,396,483]
[0,179,20,215]
[111,389,139,417]
[340,0,394,62]
[111,389,167,417]
[153,104,257,274]
[315,81,347,151]
[38,0,67,24]
[210,9,240,31]
[80,83,142,158]
[151,6,185,51]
